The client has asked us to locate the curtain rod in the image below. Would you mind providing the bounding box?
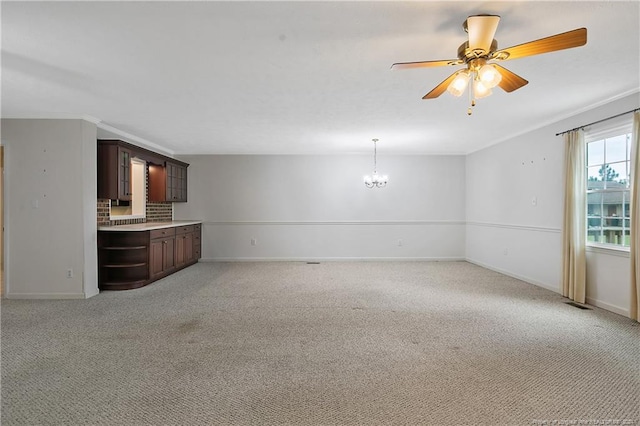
[555,107,640,136]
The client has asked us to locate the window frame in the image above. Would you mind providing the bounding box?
[585,117,633,251]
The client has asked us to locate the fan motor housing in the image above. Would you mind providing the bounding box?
[458,39,498,61]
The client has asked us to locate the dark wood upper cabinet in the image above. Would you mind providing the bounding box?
[148,163,166,202]
[118,146,132,200]
[166,161,188,202]
[98,142,132,201]
[98,139,189,202]
[148,161,188,203]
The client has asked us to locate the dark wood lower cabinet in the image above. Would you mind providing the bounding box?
[193,224,202,259]
[98,223,201,291]
[175,225,194,268]
[98,232,149,290]
[150,235,175,280]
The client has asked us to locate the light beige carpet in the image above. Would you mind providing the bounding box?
[2,261,639,425]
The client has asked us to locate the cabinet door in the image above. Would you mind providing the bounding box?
[175,233,186,268]
[165,163,174,201]
[166,162,177,202]
[118,147,132,201]
[193,225,202,260]
[151,237,175,278]
[175,232,193,267]
[150,239,165,278]
[177,165,187,202]
[185,232,195,262]
[163,237,175,271]
[184,232,194,263]
[166,162,188,202]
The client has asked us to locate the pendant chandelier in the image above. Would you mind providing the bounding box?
[363,138,388,188]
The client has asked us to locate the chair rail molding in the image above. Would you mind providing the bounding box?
[466,221,561,233]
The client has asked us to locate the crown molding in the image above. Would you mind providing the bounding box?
[0,112,176,157]
[467,88,640,155]
[1,112,102,123]
[96,122,175,157]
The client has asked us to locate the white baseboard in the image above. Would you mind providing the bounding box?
[5,292,88,299]
[200,257,466,262]
[585,297,629,317]
[84,288,100,299]
[466,258,632,318]
[465,258,561,294]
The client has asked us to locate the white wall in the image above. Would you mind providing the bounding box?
[466,92,639,316]
[2,119,98,298]
[465,123,564,292]
[175,154,466,261]
[585,247,631,316]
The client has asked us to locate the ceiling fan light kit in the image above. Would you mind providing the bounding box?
[447,70,470,97]
[477,63,502,88]
[473,78,492,99]
[392,15,587,114]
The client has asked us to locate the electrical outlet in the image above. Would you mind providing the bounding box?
[251,238,257,246]
[531,196,537,206]
[397,239,403,247]
[67,269,73,278]
[503,248,508,256]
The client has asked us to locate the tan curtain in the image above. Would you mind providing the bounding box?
[630,112,640,321]
[562,130,586,303]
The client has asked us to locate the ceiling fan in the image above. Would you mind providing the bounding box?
[392,15,587,114]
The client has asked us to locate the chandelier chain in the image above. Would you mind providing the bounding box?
[373,138,378,173]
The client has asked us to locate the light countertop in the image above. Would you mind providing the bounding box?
[98,220,202,232]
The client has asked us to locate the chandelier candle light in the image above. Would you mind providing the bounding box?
[363,138,388,188]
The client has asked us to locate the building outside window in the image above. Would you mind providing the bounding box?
[586,118,632,248]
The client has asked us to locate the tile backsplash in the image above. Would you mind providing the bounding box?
[96,199,172,226]
[146,201,173,222]
[97,164,173,227]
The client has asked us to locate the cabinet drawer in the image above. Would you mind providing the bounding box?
[176,225,194,235]
[194,223,201,232]
[150,227,176,240]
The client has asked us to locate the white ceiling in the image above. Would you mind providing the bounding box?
[2,1,639,155]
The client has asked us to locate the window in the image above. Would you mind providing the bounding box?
[586,118,632,248]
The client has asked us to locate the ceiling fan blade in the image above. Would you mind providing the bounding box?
[422,71,460,99]
[466,15,500,54]
[493,28,587,61]
[391,59,461,70]
[493,65,529,92]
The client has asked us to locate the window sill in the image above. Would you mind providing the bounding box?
[586,243,630,258]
